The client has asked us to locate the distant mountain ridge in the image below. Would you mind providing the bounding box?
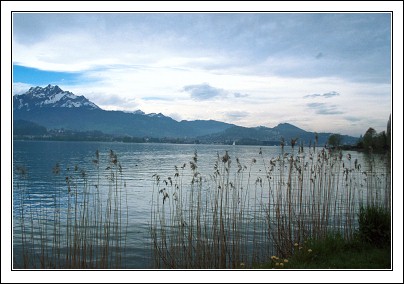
[13,85,359,145]
[13,85,234,138]
[198,124,358,146]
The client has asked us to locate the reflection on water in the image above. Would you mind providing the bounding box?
[13,141,391,269]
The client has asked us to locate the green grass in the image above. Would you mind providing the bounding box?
[256,234,391,269]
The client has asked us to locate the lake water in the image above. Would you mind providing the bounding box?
[12,140,391,269]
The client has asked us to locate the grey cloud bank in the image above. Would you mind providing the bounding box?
[307,102,344,115]
[183,83,227,101]
[304,91,340,99]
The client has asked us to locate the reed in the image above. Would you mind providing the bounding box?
[13,150,128,269]
[13,141,390,269]
[150,140,391,268]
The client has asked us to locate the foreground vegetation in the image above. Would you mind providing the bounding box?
[14,150,128,269]
[13,136,391,269]
[150,139,391,269]
[257,233,390,269]
[257,204,391,269]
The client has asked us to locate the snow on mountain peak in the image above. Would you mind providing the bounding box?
[133,109,146,115]
[147,112,166,118]
[14,85,100,111]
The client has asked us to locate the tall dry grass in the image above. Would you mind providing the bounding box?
[13,150,128,269]
[13,141,390,269]
[150,141,391,268]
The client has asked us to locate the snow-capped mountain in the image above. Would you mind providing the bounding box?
[147,112,167,118]
[13,85,358,145]
[13,84,99,111]
[124,110,166,118]
[13,85,234,138]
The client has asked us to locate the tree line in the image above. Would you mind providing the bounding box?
[328,114,391,153]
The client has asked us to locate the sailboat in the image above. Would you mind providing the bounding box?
[232,141,236,146]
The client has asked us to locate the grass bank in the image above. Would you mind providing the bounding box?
[256,233,391,269]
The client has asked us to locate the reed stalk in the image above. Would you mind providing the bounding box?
[150,140,390,268]
[14,150,128,269]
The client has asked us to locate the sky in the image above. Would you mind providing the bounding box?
[11,12,392,137]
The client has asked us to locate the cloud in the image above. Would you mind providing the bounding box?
[304,93,321,98]
[12,13,391,84]
[304,91,340,99]
[315,52,323,59]
[142,96,171,101]
[182,83,250,101]
[9,13,392,137]
[233,92,249,98]
[323,91,340,98]
[84,93,138,110]
[168,112,183,122]
[307,102,343,115]
[182,83,227,100]
[344,116,362,122]
[13,82,33,95]
[224,111,249,120]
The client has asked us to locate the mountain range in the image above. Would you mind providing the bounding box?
[13,85,359,146]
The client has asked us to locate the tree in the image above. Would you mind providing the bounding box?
[374,131,387,150]
[328,134,343,149]
[386,114,391,150]
[358,115,391,152]
[363,127,377,150]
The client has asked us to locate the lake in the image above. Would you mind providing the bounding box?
[12,140,391,269]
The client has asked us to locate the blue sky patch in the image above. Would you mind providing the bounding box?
[13,65,82,85]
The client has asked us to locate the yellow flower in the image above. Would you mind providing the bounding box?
[308,249,312,253]
[275,262,280,266]
[284,259,288,263]
[280,263,284,266]
[271,255,277,260]
[294,242,299,247]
